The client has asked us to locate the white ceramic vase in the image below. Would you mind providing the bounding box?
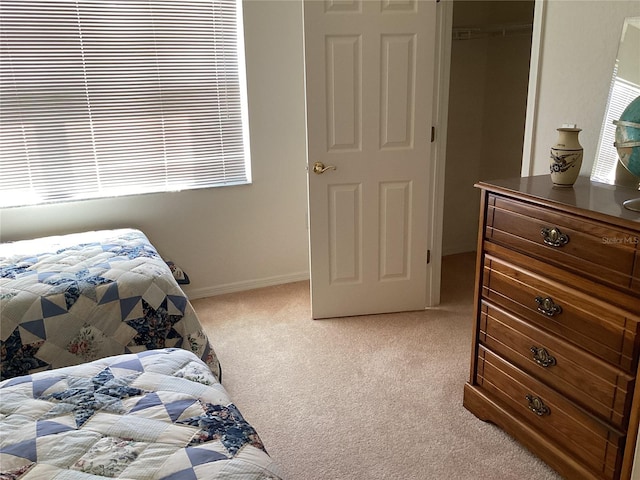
[550,126,583,187]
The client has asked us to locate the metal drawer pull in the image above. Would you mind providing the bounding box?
[535,296,562,317]
[525,394,550,416]
[541,227,570,247]
[530,346,557,367]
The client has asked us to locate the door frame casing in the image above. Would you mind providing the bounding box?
[427,0,453,306]
[520,0,546,176]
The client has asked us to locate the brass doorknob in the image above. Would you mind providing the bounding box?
[312,162,337,175]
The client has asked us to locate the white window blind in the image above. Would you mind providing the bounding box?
[0,0,251,208]
[592,76,640,184]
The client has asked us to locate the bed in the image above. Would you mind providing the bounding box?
[0,228,220,381]
[0,348,282,479]
[0,230,281,478]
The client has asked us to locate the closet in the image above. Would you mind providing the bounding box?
[443,1,535,255]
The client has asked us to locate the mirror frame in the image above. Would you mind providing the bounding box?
[591,16,640,188]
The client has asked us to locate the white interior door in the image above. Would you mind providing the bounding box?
[304,0,437,319]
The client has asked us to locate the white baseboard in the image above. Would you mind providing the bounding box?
[184,271,310,299]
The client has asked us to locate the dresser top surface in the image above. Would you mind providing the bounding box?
[476,175,640,229]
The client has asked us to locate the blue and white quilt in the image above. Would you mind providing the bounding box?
[0,348,282,479]
[0,229,220,381]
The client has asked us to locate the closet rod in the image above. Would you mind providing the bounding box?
[452,23,533,41]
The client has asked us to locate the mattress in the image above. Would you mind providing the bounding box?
[0,348,281,479]
[0,229,220,381]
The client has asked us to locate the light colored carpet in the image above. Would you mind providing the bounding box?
[192,252,562,479]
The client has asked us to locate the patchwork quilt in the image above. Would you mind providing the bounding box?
[0,229,220,381]
[0,348,282,479]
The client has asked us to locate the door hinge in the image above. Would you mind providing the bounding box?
[431,126,435,143]
[427,249,431,264]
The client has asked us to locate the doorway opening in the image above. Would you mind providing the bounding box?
[442,1,535,256]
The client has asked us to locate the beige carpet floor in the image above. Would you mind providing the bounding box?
[192,252,563,479]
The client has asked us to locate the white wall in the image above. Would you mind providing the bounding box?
[635,430,640,480]
[443,30,487,255]
[527,0,640,177]
[0,0,310,298]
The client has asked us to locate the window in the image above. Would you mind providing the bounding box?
[0,0,251,208]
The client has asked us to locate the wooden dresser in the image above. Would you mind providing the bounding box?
[463,175,640,480]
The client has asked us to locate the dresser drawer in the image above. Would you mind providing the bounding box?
[476,346,624,480]
[485,194,640,293]
[478,301,634,429]
[481,253,640,372]
[466,178,640,480]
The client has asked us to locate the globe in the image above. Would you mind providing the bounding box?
[614,95,640,212]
